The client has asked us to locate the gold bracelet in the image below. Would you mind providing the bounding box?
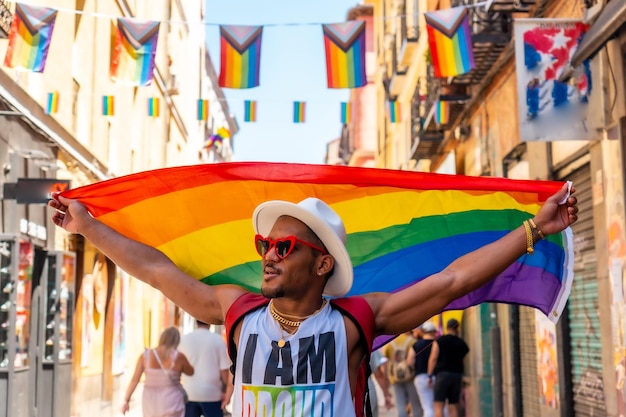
[527,218,545,240]
[522,220,534,254]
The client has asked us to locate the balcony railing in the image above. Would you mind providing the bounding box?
[389,0,421,97]
[411,0,540,161]
[0,0,12,38]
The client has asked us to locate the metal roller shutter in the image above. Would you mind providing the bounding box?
[566,165,607,416]
[519,305,541,416]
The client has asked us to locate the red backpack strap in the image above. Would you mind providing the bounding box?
[330,296,376,417]
[224,293,269,374]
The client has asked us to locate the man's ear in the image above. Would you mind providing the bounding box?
[317,254,334,277]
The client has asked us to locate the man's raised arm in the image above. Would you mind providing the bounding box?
[49,193,245,324]
[368,182,579,335]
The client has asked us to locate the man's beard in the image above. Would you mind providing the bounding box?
[261,286,284,299]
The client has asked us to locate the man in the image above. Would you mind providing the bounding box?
[427,319,469,417]
[178,320,233,417]
[49,183,578,417]
[407,321,437,417]
[383,331,421,417]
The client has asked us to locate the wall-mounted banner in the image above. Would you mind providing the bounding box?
[514,19,592,141]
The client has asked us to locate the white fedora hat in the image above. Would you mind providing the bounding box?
[252,197,353,297]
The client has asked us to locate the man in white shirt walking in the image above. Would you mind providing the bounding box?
[178,321,233,417]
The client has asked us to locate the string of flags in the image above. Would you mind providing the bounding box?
[44,93,405,126]
[5,2,474,125]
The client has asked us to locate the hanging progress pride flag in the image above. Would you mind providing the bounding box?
[197,99,208,121]
[435,100,449,125]
[322,21,367,89]
[102,95,114,116]
[293,101,306,123]
[3,3,58,72]
[61,163,574,329]
[387,101,400,123]
[244,100,257,122]
[147,97,159,117]
[110,17,160,86]
[45,91,59,115]
[425,6,475,78]
[218,25,263,89]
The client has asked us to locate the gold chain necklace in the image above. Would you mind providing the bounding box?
[270,299,328,347]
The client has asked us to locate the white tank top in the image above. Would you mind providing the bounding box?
[232,300,356,417]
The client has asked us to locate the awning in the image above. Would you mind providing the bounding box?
[561,0,626,81]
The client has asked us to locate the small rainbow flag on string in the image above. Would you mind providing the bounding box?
[387,101,400,123]
[110,17,160,86]
[45,91,59,115]
[197,99,208,121]
[61,162,574,349]
[435,100,449,125]
[424,6,475,78]
[244,100,257,122]
[293,101,306,123]
[322,21,367,89]
[3,3,58,72]
[148,97,159,118]
[341,102,352,124]
[102,95,114,116]
[218,25,263,89]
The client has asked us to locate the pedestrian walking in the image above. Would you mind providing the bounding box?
[178,320,233,417]
[122,327,194,417]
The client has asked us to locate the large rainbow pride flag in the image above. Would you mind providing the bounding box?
[3,3,58,72]
[218,25,263,89]
[424,6,475,78]
[109,17,160,86]
[322,21,367,89]
[62,163,574,326]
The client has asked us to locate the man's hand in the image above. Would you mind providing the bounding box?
[533,182,578,236]
[48,193,91,234]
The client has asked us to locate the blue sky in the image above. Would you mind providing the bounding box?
[205,0,359,164]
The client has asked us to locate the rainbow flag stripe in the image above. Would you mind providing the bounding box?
[3,3,58,72]
[435,100,449,125]
[425,6,475,78]
[46,91,59,115]
[218,25,263,89]
[244,100,257,122]
[197,99,208,121]
[341,102,351,124]
[148,97,159,117]
[110,17,160,86]
[387,101,400,123]
[293,101,306,123]
[322,21,367,89]
[102,95,114,116]
[62,163,573,327]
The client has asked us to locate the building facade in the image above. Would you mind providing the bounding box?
[370,0,626,416]
[0,1,236,416]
